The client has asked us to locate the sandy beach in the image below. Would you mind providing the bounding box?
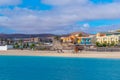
[0,50,120,58]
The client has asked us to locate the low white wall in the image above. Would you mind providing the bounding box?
[0,45,7,50]
[7,45,13,49]
[0,45,13,51]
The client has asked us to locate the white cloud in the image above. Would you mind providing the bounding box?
[0,0,21,6]
[83,23,90,28]
[0,0,120,33]
[42,0,89,6]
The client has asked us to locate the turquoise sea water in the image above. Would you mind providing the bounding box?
[0,56,120,80]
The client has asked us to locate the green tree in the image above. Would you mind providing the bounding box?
[23,43,26,48]
[102,43,107,47]
[30,43,36,50]
[14,43,19,49]
[96,42,103,47]
[119,40,120,43]
[26,42,29,48]
[96,42,100,47]
[110,41,115,47]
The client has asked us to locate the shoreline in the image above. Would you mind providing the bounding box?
[0,50,120,59]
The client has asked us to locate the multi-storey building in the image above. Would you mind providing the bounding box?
[61,32,95,46]
[61,32,89,43]
[80,37,92,45]
[96,32,120,44]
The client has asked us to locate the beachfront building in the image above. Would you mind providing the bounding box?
[96,32,120,44]
[80,37,92,45]
[61,36,73,43]
[61,36,81,43]
[60,32,97,47]
[30,37,41,43]
[78,34,96,46]
[61,32,89,43]
[12,37,42,44]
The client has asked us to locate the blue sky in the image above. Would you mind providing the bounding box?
[0,0,120,34]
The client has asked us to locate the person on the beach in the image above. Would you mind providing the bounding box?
[74,46,79,53]
[57,49,64,53]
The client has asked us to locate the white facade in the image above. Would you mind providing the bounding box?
[0,45,13,51]
[96,35,120,44]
